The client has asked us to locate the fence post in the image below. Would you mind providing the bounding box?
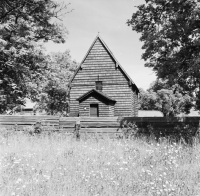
[34,121,42,134]
[74,120,81,140]
[14,123,18,131]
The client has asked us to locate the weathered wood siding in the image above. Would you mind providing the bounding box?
[0,115,60,130]
[79,95,110,117]
[109,105,115,117]
[70,37,138,117]
[131,87,139,116]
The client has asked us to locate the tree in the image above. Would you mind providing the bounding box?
[37,81,68,116]
[0,0,69,113]
[156,88,192,117]
[127,0,200,108]
[138,88,157,110]
[148,79,170,92]
[45,50,78,89]
[139,80,193,116]
[35,50,78,116]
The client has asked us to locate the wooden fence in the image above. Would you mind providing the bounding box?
[1,115,200,136]
[0,115,60,130]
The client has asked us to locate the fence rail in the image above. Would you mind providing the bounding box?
[0,115,200,135]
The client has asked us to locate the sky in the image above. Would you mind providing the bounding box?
[45,0,157,90]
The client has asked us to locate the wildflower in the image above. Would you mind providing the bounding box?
[16,178,22,184]
[113,181,119,186]
[43,175,50,180]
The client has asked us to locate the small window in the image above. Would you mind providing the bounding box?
[95,81,102,91]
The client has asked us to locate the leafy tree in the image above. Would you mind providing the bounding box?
[138,88,157,110]
[148,79,170,92]
[35,50,78,116]
[139,80,193,116]
[36,81,68,116]
[45,50,78,89]
[156,88,192,117]
[0,0,69,113]
[127,0,200,108]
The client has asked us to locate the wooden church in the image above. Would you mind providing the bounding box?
[68,35,139,117]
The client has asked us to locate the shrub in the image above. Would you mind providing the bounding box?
[121,120,139,139]
[173,124,197,145]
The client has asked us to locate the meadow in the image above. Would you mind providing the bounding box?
[1,128,200,196]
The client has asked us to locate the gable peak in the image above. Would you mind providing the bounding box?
[94,33,103,43]
[69,34,139,92]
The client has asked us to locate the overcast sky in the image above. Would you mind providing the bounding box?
[45,0,156,90]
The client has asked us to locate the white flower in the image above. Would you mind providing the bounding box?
[16,178,22,183]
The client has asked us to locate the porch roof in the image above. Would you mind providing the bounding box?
[77,89,116,103]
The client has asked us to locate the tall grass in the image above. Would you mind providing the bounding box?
[1,128,200,196]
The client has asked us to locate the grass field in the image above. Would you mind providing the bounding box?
[1,128,200,196]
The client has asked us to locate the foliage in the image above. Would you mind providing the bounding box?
[0,0,69,113]
[157,89,192,116]
[139,88,157,111]
[139,80,193,116]
[44,50,78,89]
[127,0,200,108]
[119,118,198,143]
[121,120,139,139]
[35,50,78,116]
[148,79,170,92]
[173,124,197,145]
[37,81,68,116]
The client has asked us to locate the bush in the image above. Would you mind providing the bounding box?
[121,120,139,139]
[173,124,197,145]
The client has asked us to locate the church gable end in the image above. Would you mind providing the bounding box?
[69,35,139,117]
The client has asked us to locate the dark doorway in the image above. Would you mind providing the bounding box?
[90,104,99,117]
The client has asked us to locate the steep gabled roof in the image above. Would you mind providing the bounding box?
[69,34,139,92]
[77,89,116,103]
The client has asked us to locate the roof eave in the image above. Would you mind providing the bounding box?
[77,89,116,103]
[97,35,139,92]
[69,35,101,87]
